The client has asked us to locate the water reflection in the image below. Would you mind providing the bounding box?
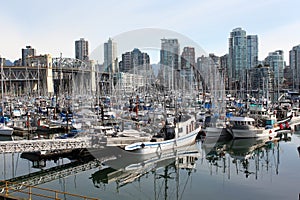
[2,144,200,200]
[1,130,298,199]
[91,144,200,197]
[201,136,280,179]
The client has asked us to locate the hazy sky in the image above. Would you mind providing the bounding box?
[1,0,300,64]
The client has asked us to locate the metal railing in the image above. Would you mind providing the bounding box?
[0,180,99,200]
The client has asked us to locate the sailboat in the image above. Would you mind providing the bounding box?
[0,65,13,136]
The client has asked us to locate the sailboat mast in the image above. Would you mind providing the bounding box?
[1,65,4,116]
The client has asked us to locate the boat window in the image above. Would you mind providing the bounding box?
[178,127,183,133]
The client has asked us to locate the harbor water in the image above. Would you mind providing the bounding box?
[0,131,300,200]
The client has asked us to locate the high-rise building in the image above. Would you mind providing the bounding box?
[249,64,274,99]
[264,50,285,98]
[160,39,180,89]
[181,47,195,83]
[119,48,150,73]
[160,39,180,70]
[289,45,300,90]
[22,46,36,66]
[75,38,89,61]
[247,35,258,69]
[228,28,258,94]
[228,28,247,90]
[104,38,117,73]
[283,65,293,89]
[119,52,132,73]
[220,54,229,90]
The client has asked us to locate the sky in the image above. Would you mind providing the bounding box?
[1,0,300,64]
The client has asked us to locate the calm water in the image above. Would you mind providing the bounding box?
[0,131,300,200]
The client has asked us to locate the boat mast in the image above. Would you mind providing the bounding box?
[1,64,4,118]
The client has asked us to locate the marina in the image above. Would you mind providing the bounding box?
[0,129,299,199]
[0,20,299,200]
[0,58,299,199]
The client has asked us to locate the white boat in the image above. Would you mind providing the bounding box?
[227,116,278,139]
[123,113,201,154]
[0,123,14,136]
[202,118,229,137]
[204,126,228,137]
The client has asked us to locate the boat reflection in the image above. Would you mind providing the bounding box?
[90,144,200,193]
[201,134,283,179]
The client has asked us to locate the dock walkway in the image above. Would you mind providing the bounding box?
[0,137,92,153]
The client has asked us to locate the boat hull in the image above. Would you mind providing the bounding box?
[203,127,229,137]
[124,127,200,154]
[0,125,13,136]
[228,128,277,139]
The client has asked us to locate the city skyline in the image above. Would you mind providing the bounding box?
[1,0,300,64]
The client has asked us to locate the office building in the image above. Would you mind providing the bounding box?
[228,28,247,90]
[160,39,180,89]
[181,47,195,83]
[104,38,117,73]
[289,45,300,90]
[247,35,258,69]
[75,38,89,61]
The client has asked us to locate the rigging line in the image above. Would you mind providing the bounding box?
[179,171,192,200]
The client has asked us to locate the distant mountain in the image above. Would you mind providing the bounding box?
[5,60,13,66]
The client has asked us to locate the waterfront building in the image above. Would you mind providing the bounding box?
[119,48,150,73]
[247,35,258,69]
[220,54,229,91]
[160,38,180,90]
[228,28,258,95]
[131,48,150,72]
[228,28,247,87]
[118,48,154,92]
[283,65,293,89]
[181,47,195,84]
[104,38,117,73]
[160,38,180,70]
[228,28,247,92]
[289,45,300,91]
[264,50,285,99]
[197,53,226,94]
[22,46,36,66]
[249,64,274,100]
[75,38,89,61]
[119,52,132,73]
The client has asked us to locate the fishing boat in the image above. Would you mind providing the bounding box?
[0,123,13,136]
[226,116,278,139]
[123,113,201,154]
[202,117,230,138]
